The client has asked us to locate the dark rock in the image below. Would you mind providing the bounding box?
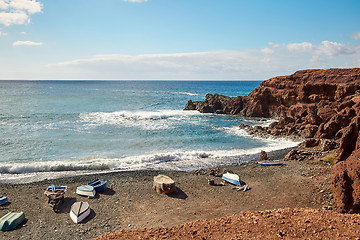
[259,151,272,161]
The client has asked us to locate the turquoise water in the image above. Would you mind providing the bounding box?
[0,81,298,180]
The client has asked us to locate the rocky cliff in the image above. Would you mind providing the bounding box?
[185,68,360,213]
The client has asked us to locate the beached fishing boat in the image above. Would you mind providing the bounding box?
[46,185,68,192]
[70,202,90,224]
[222,172,242,186]
[87,178,107,192]
[0,212,25,231]
[257,161,284,166]
[153,174,176,194]
[0,196,7,206]
[76,185,96,198]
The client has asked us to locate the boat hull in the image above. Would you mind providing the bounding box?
[0,196,7,206]
[87,179,107,192]
[258,161,284,166]
[0,212,25,231]
[222,172,242,186]
[76,185,96,198]
[70,202,90,224]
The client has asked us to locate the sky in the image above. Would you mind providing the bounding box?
[0,0,359,80]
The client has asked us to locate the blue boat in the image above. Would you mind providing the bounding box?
[222,172,242,186]
[87,179,107,192]
[257,161,284,166]
[0,212,25,231]
[46,185,68,192]
[0,196,7,206]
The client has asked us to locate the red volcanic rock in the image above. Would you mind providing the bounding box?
[333,149,360,213]
[185,68,360,213]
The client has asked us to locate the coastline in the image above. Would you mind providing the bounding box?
[0,158,333,240]
[0,145,299,185]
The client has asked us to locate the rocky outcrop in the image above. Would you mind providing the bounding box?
[333,149,360,213]
[185,68,360,213]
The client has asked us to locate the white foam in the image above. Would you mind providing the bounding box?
[0,135,300,183]
[79,109,202,130]
[171,92,200,96]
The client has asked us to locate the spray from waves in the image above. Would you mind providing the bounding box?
[79,109,203,130]
[171,92,200,96]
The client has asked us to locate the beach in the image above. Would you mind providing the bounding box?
[0,159,334,240]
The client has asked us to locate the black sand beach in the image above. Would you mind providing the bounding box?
[0,159,333,240]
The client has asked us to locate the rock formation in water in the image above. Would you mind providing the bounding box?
[185,68,360,213]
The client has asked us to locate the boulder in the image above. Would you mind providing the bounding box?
[333,149,360,213]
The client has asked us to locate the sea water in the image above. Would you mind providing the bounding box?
[0,81,300,183]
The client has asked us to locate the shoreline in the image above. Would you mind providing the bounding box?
[0,158,333,239]
[0,146,298,185]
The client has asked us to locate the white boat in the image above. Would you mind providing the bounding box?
[222,172,242,186]
[76,185,96,198]
[70,202,90,224]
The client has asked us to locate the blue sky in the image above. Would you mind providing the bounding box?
[0,0,359,80]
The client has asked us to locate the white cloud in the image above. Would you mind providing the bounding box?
[284,41,356,57]
[287,42,313,53]
[351,32,360,40]
[13,40,42,46]
[44,40,360,80]
[20,31,26,34]
[261,47,275,55]
[0,30,7,36]
[0,0,42,26]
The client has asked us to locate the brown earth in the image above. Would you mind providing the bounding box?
[96,208,360,240]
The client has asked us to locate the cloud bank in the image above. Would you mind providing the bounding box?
[0,0,42,26]
[46,40,360,80]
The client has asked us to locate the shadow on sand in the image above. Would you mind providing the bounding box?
[167,187,188,200]
[55,197,77,214]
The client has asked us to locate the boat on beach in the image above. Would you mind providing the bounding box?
[0,212,25,231]
[76,185,96,198]
[70,202,90,223]
[257,161,284,166]
[46,185,68,192]
[153,174,176,194]
[222,172,242,186]
[0,196,7,206]
[87,178,107,192]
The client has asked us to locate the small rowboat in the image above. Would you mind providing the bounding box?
[46,185,68,192]
[0,196,7,206]
[0,212,25,231]
[76,185,96,198]
[153,175,176,194]
[222,172,242,186]
[70,202,90,224]
[87,179,107,192]
[257,161,284,166]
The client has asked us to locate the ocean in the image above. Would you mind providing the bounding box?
[0,80,299,183]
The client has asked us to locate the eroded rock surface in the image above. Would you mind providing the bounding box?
[185,68,360,213]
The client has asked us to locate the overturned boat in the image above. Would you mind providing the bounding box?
[70,202,90,224]
[0,212,25,231]
[153,174,176,194]
[76,185,96,198]
[222,172,242,186]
